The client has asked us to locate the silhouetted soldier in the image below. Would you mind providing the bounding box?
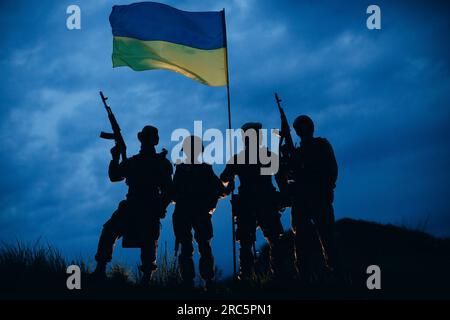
[93,126,173,284]
[172,136,230,289]
[220,122,284,281]
[281,115,338,282]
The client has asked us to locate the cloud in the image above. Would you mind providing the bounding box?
[0,0,449,277]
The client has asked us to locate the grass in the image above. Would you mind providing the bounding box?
[1,218,450,299]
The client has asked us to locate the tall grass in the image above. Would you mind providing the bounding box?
[0,240,67,274]
[0,240,70,298]
[1,218,449,299]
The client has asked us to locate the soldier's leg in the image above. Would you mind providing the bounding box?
[193,214,214,281]
[239,239,254,279]
[140,240,158,275]
[291,204,316,280]
[313,203,336,271]
[94,203,126,274]
[258,211,284,277]
[173,211,195,284]
[140,220,160,280]
[236,213,256,279]
[179,240,195,284]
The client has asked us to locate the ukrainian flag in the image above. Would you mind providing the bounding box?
[109,2,228,86]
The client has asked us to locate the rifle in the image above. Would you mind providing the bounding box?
[274,93,295,159]
[99,91,127,161]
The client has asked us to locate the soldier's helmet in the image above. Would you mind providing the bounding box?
[293,115,314,139]
[182,135,204,164]
[241,122,263,149]
[138,125,159,146]
[241,122,262,132]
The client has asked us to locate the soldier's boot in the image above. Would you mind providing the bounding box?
[198,240,215,291]
[138,262,157,287]
[139,271,155,287]
[294,240,315,285]
[319,227,337,272]
[139,271,154,287]
[238,241,255,281]
[179,241,195,288]
[267,236,283,281]
[91,261,107,281]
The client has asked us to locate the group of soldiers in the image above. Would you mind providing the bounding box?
[92,114,338,290]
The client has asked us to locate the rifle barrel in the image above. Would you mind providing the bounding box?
[274,93,282,111]
[99,91,108,108]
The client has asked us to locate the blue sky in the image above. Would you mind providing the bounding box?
[0,0,449,277]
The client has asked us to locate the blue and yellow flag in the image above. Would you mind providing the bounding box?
[109,2,228,86]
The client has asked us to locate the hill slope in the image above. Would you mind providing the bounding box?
[1,218,449,299]
[255,218,450,298]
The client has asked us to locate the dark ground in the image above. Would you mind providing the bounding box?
[1,218,449,300]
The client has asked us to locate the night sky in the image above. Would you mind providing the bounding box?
[1,0,449,277]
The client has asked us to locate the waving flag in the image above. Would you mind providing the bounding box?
[109,2,228,86]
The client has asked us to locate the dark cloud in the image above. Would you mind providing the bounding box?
[0,0,449,276]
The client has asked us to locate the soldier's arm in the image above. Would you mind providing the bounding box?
[171,164,182,203]
[160,158,174,208]
[108,159,128,182]
[323,140,338,187]
[208,165,231,198]
[219,156,237,184]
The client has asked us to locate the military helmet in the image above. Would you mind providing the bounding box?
[137,125,159,143]
[241,122,262,132]
[293,115,314,134]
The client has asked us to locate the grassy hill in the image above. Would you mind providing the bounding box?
[1,218,449,299]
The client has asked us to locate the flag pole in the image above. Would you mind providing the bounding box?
[222,8,237,280]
